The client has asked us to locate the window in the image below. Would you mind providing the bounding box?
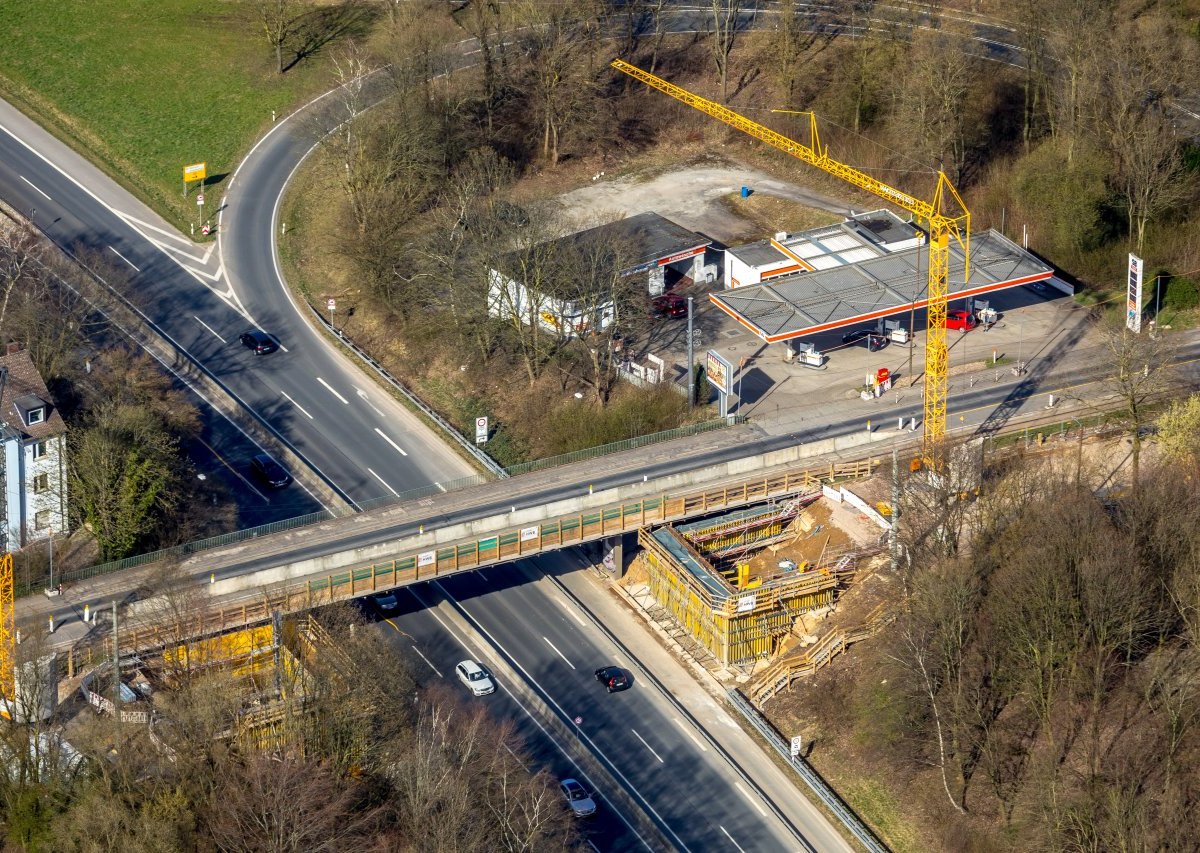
[31,441,47,460]
[33,474,48,493]
[25,407,44,426]
[34,510,50,530]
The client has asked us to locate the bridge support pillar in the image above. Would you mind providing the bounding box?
[601,533,635,577]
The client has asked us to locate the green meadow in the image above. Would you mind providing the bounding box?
[0,1,373,228]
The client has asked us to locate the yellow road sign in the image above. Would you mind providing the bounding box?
[183,162,207,183]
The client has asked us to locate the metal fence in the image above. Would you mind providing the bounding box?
[726,688,890,853]
[23,415,745,598]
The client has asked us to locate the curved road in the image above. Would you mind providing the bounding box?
[0,98,472,510]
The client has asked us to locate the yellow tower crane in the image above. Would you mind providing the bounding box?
[611,59,970,467]
[0,553,12,703]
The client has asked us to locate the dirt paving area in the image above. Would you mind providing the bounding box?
[554,159,851,244]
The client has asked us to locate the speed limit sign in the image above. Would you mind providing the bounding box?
[196,193,204,206]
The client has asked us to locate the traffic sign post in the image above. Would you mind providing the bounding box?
[790,735,803,757]
[327,297,336,328]
[475,416,489,445]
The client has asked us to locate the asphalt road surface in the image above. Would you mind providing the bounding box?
[0,100,472,511]
[380,551,820,852]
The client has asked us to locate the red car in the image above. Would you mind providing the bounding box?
[651,293,688,319]
[945,310,978,331]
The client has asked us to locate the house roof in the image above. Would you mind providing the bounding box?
[494,213,711,301]
[711,229,1055,343]
[0,351,67,441]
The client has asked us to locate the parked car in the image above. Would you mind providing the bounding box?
[240,329,278,355]
[559,779,597,817]
[945,309,978,331]
[594,666,630,693]
[651,293,688,319]
[455,660,495,696]
[841,329,887,351]
[250,453,291,488]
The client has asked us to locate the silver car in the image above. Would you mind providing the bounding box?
[560,778,597,817]
[455,660,495,696]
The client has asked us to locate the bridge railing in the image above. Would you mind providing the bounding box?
[61,458,877,664]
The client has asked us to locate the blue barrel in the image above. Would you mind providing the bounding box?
[740,186,750,198]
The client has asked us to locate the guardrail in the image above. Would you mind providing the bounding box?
[726,688,890,853]
[313,313,507,478]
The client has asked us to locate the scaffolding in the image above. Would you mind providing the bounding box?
[638,516,853,665]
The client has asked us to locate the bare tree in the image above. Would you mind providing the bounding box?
[256,0,299,74]
[1085,319,1178,486]
[710,0,745,103]
[1085,14,1196,255]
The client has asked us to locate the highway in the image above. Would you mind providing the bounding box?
[379,550,845,852]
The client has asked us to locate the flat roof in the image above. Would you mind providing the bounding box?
[711,228,1054,343]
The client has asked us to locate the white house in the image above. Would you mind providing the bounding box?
[0,347,68,550]
[488,212,711,339]
[723,209,925,289]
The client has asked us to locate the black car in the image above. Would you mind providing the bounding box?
[841,329,887,352]
[240,329,278,355]
[250,453,291,488]
[594,666,630,693]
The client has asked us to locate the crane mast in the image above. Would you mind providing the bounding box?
[611,59,970,466]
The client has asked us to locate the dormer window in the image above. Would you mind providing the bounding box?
[25,407,44,426]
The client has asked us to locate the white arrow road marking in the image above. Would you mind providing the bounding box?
[193,316,226,343]
[631,729,664,764]
[374,428,407,456]
[317,377,349,404]
[279,391,313,419]
[543,636,575,669]
[19,175,51,200]
[368,467,398,496]
[354,386,385,416]
[108,246,140,272]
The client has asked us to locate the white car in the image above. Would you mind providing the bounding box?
[455,660,495,696]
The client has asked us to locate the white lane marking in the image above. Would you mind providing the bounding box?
[631,728,664,764]
[316,377,349,404]
[543,636,575,669]
[19,175,51,200]
[719,826,746,853]
[673,717,709,752]
[279,391,313,419]
[557,595,588,627]
[427,583,676,849]
[406,586,655,852]
[368,467,398,496]
[734,782,767,817]
[374,427,408,456]
[411,646,442,678]
[108,246,140,272]
[354,386,385,416]
[193,316,227,344]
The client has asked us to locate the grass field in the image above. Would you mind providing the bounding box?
[0,0,376,229]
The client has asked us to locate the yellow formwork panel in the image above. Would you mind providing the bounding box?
[163,624,275,673]
[641,526,840,665]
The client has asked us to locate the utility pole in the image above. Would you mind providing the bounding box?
[111,601,120,717]
[889,447,902,573]
[686,296,695,410]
